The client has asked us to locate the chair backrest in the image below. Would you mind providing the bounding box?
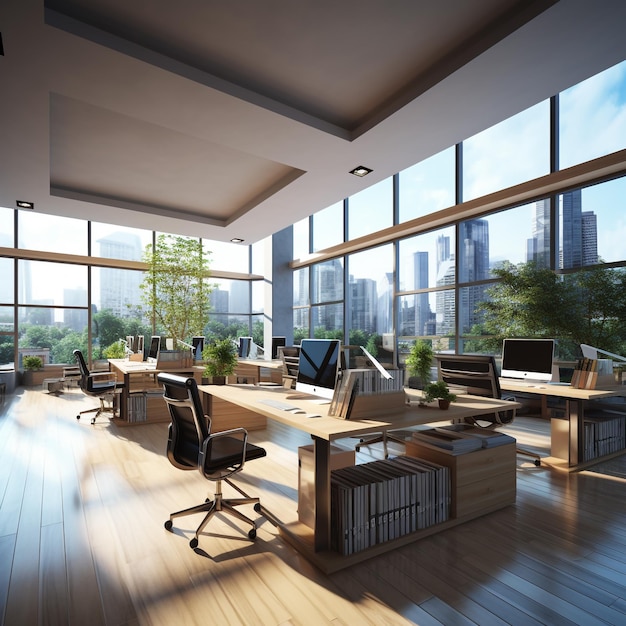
[157,373,209,470]
[435,354,501,399]
[74,349,90,377]
[436,354,515,425]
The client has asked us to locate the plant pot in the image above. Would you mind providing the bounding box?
[210,375,226,385]
[438,399,451,410]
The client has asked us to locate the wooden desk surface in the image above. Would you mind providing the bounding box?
[237,357,284,370]
[108,359,203,375]
[499,379,626,400]
[199,384,521,441]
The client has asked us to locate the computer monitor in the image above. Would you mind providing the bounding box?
[295,339,341,400]
[147,336,161,363]
[271,336,286,360]
[238,337,252,358]
[191,336,204,361]
[136,335,144,355]
[501,338,555,383]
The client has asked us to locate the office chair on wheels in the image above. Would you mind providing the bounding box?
[73,349,122,424]
[436,354,542,466]
[157,373,266,550]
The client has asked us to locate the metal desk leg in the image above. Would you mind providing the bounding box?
[313,436,331,552]
[568,398,585,467]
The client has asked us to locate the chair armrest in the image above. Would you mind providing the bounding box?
[201,427,250,477]
[90,371,117,384]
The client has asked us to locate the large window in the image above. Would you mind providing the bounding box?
[313,201,343,251]
[18,212,88,255]
[91,223,151,260]
[347,178,393,240]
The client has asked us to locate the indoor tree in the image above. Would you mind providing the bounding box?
[140,234,212,346]
[478,261,626,358]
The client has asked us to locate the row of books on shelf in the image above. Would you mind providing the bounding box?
[583,415,626,461]
[410,424,516,455]
[330,455,450,555]
[328,368,405,419]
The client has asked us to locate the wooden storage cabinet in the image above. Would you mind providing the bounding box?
[204,394,267,432]
[405,441,516,519]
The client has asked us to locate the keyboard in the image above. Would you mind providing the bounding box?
[259,398,302,412]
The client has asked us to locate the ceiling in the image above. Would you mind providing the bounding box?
[1,0,626,245]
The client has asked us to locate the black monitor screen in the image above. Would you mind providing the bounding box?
[296,339,340,399]
[238,337,252,358]
[192,337,204,361]
[271,336,286,359]
[148,336,161,361]
[501,338,555,382]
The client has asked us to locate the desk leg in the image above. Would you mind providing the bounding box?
[313,436,331,552]
[568,399,584,466]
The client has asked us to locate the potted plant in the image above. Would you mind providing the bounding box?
[103,340,126,359]
[422,380,457,409]
[405,340,434,389]
[202,339,238,385]
[21,355,44,387]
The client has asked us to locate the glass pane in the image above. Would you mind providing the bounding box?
[92,223,151,260]
[210,279,250,314]
[92,266,145,319]
[560,59,626,170]
[0,258,13,303]
[348,178,393,240]
[293,267,309,307]
[206,314,250,341]
[251,238,267,276]
[463,100,550,202]
[0,206,13,246]
[0,333,14,368]
[313,201,343,251]
[398,226,455,292]
[251,279,264,314]
[311,304,343,338]
[18,212,87,255]
[293,308,309,341]
[202,239,249,273]
[398,147,455,223]
[18,260,88,306]
[18,306,88,365]
[559,177,626,268]
[346,245,393,342]
[311,259,343,304]
[293,216,309,259]
[397,290,456,347]
[458,284,491,334]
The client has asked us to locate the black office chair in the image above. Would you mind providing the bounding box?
[436,354,542,465]
[157,372,266,549]
[73,349,122,424]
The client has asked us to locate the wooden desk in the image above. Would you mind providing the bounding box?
[200,383,520,571]
[500,379,626,469]
[235,358,284,385]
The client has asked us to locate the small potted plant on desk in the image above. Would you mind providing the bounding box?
[202,339,238,385]
[22,356,43,386]
[422,381,457,410]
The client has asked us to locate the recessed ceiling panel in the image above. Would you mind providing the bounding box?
[49,93,298,221]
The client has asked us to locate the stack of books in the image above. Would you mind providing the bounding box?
[330,455,450,555]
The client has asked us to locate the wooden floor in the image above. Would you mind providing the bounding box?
[1,387,625,626]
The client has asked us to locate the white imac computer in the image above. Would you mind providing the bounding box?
[147,336,161,363]
[501,338,556,383]
[295,338,341,400]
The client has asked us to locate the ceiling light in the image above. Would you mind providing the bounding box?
[230,238,244,244]
[16,200,34,209]
[349,166,373,177]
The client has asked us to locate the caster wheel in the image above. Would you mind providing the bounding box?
[164,520,173,531]
[534,460,541,466]
[254,502,261,513]
[76,415,80,420]
[248,528,256,540]
[189,537,199,549]
[90,418,96,425]
[355,446,361,452]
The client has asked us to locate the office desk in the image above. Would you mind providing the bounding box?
[235,357,284,385]
[200,383,520,571]
[500,379,626,469]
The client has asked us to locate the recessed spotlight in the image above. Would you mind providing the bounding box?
[230,238,244,244]
[16,200,34,209]
[349,165,373,177]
